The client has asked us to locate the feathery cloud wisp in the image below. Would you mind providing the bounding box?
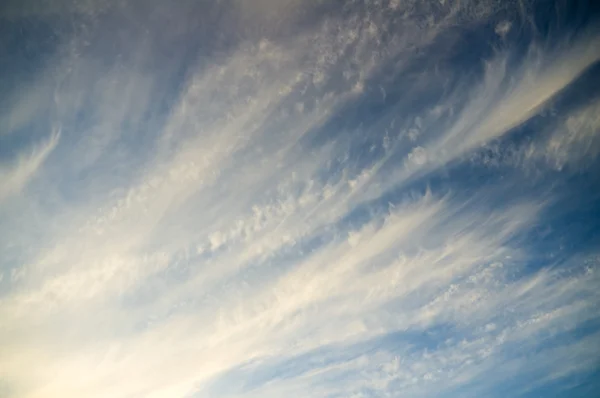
[1,1,599,397]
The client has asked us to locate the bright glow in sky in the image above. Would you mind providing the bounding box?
[1,1,600,397]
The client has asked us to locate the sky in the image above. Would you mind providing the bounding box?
[1,0,600,397]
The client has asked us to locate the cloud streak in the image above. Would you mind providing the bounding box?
[0,131,59,202]
[1,1,599,397]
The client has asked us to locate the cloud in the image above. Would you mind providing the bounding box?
[0,190,548,397]
[0,131,59,202]
[543,99,600,170]
[359,34,600,201]
[1,1,599,398]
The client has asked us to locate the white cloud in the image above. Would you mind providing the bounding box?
[543,99,600,170]
[0,131,59,202]
[361,34,600,201]
[1,1,599,398]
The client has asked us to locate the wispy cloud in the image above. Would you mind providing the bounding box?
[0,131,59,202]
[1,1,599,398]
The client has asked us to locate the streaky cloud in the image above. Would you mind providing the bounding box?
[0,131,59,202]
[0,1,599,398]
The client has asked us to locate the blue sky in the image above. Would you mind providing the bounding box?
[1,1,600,397]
